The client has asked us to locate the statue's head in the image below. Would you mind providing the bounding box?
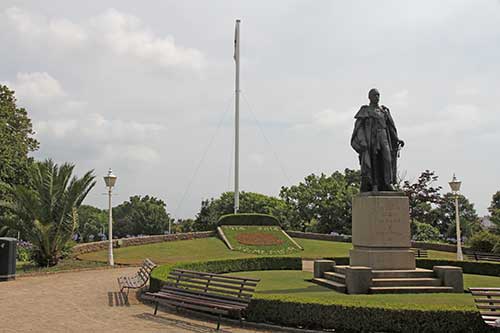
[368,88,380,104]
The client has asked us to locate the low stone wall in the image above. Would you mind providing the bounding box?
[288,231,468,254]
[72,231,215,256]
[411,241,470,253]
[287,231,351,243]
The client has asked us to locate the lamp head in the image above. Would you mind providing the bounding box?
[449,173,461,193]
[104,168,117,188]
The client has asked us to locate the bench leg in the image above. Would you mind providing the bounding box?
[238,311,243,327]
[216,314,221,330]
[154,302,159,315]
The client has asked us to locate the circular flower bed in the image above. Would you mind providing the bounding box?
[236,232,284,246]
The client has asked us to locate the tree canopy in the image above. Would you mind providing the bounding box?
[489,191,500,233]
[113,195,173,237]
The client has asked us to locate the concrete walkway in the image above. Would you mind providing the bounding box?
[0,267,275,333]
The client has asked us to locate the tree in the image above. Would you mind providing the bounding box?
[279,169,360,234]
[76,205,107,242]
[0,159,96,266]
[411,221,440,242]
[113,195,173,237]
[402,170,442,224]
[0,85,39,228]
[433,192,481,240]
[488,191,500,234]
[193,192,292,231]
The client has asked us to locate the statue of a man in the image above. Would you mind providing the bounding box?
[351,88,404,192]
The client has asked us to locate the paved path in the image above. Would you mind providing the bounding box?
[0,267,274,333]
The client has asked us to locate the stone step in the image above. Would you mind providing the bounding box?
[372,277,442,287]
[312,278,347,293]
[334,265,349,275]
[323,271,346,283]
[372,269,435,279]
[369,286,454,294]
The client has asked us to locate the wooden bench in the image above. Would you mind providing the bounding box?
[118,258,156,294]
[411,248,428,258]
[145,268,260,330]
[465,252,500,262]
[470,287,500,328]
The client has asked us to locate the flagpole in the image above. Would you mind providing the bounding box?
[234,19,241,214]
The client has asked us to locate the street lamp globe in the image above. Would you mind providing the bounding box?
[104,168,117,188]
[449,174,461,193]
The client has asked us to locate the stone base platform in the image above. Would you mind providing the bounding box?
[312,261,463,294]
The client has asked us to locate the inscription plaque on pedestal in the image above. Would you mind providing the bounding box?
[350,193,415,270]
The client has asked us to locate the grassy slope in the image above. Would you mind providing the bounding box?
[221,225,301,254]
[79,236,456,265]
[229,270,500,310]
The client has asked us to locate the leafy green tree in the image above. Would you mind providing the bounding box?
[173,218,196,233]
[279,169,360,234]
[0,159,96,266]
[488,191,500,234]
[402,170,442,224]
[76,205,107,242]
[433,192,481,240]
[113,195,173,237]
[411,221,440,242]
[193,192,292,231]
[0,225,10,237]
[0,85,39,229]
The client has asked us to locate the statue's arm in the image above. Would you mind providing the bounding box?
[351,118,368,154]
[383,107,401,148]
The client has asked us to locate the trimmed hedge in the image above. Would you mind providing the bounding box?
[247,298,490,333]
[149,256,493,332]
[217,213,280,226]
[150,256,301,292]
[416,258,500,277]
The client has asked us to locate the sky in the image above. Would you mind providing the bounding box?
[1,0,499,219]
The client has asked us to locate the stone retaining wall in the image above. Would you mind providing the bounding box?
[72,231,215,255]
[287,231,351,243]
[288,231,468,253]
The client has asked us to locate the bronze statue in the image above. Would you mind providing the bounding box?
[351,89,404,192]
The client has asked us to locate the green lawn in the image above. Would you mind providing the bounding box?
[79,237,455,265]
[229,270,500,310]
[220,225,302,254]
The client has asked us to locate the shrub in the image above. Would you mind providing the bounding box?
[217,213,280,226]
[416,258,500,276]
[468,231,500,253]
[17,240,33,262]
[247,298,488,333]
[411,221,440,242]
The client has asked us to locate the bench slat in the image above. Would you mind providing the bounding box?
[477,305,500,310]
[174,269,260,282]
[152,291,247,311]
[167,275,256,293]
[159,287,250,306]
[169,281,254,298]
[169,271,259,287]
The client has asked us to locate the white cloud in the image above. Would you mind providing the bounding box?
[3,7,204,71]
[4,72,66,102]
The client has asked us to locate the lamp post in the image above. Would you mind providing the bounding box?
[104,169,117,266]
[449,174,463,261]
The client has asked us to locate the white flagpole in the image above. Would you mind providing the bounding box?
[234,19,241,214]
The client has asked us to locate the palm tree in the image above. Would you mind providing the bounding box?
[0,225,9,237]
[0,159,95,266]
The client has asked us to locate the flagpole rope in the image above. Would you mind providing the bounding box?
[241,92,292,185]
[173,92,234,219]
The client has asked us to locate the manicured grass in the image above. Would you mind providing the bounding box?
[221,225,301,254]
[16,259,107,275]
[79,237,458,265]
[229,270,500,310]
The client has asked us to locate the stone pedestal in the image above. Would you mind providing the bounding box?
[349,193,415,270]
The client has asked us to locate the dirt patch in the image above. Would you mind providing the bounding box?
[236,233,284,246]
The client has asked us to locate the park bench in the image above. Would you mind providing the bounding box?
[465,252,500,262]
[118,258,156,294]
[469,287,500,328]
[145,268,260,330]
[411,248,428,258]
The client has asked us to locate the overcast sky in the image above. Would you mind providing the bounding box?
[1,1,499,219]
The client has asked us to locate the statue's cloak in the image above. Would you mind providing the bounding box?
[350,105,399,190]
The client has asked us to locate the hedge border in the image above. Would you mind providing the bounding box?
[217,213,280,226]
[149,257,493,333]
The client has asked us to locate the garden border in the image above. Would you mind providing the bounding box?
[149,256,494,332]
